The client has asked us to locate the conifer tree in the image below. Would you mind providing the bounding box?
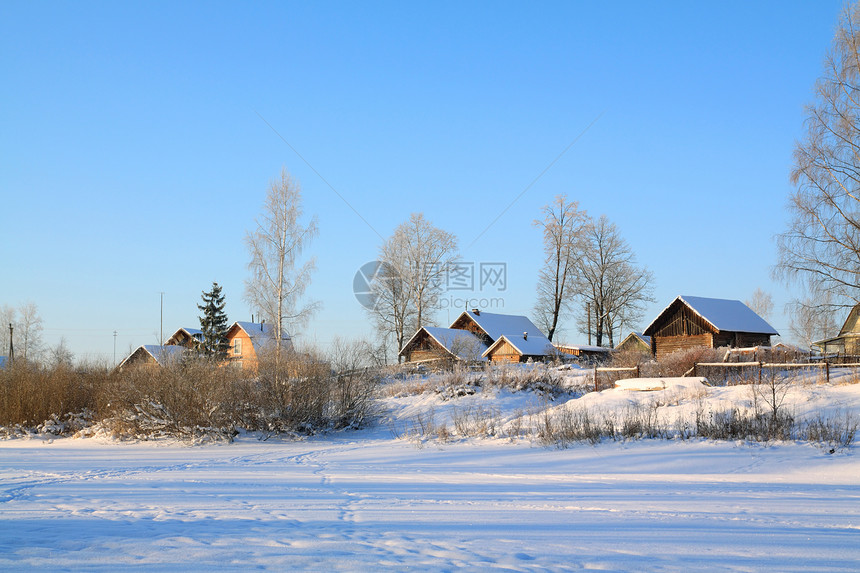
[198,282,230,359]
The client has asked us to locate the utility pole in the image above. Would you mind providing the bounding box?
[8,323,13,366]
[586,302,591,346]
[113,330,118,365]
[160,292,164,345]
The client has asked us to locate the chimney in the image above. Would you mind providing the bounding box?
[523,331,528,340]
[260,319,265,331]
[472,308,480,316]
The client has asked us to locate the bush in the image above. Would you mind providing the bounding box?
[0,346,381,441]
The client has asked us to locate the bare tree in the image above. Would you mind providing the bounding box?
[532,195,589,341]
[47,336,75,368]
[775,5,860,307]
[788,291,840,350]
[575,215,654,348]
[366,260,417,361]
[0,304,14,358]
[745,288,774,320]
[16,302,43,362]
[245,168,320,349]
[377,213,458,343]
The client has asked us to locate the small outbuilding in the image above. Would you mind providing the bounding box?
[553,343,612,361]
[643,295,778,359]
[615,332,652,354]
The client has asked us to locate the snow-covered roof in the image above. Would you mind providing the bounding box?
[482,333,554,358]
[644,295,778,336]
[232,321,293,352]
[453,310,547,341]
[616,332,651,350]
[118,344,186,368]
[401,326,489,360]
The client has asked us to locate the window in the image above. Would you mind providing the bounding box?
[233,339,242,355]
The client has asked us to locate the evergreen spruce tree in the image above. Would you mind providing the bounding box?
[198,282,230,360]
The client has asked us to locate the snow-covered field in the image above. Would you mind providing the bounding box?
[2,370,860,571]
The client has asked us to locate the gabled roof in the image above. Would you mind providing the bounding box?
[482,333,554,358]
[838,304,860,336]
[118,344,186,368]
[228,321,293,353]
[616,331,651,349]
[644,295,778,336]
[399,326,489,360]
[166,327,204,345]
[452,310,546,341]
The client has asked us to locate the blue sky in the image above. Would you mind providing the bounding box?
[0,1,845,362]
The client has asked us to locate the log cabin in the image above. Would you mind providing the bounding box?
[643,295,778,359]
[399,309,553,364]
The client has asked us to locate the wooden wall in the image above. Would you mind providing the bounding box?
[228,329,257,369]
[487,339,521,363]
[402,331,450,363]
[654,333,712,359]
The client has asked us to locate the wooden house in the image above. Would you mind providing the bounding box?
[615,332,651,354]
[399,327,488,363]
[643,295,778,359]
[226,321,293,369]
[813,304,860,355]
[165,327,205,350]
[483,332,555,363]
[399,309,553,364]
[117,344,186,369]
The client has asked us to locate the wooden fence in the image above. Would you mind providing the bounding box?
[590,361,860,390]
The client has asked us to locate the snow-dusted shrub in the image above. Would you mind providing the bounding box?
[802,413,857,451]
[655,347,724,378]
[451,405,500,437]
[0,361,103,433]
[482,363,571,398]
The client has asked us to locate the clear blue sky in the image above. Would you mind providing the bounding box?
[0,1,845,362]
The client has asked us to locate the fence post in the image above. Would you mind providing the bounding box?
[758,361,762,385]
[693,363,697,378]
[636,364,640,378]
[594,364,598,393]
[825,361,830,385]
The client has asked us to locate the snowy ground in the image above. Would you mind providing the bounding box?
[2,370,860,571]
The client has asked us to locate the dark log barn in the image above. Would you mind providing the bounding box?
[643,295,778,359]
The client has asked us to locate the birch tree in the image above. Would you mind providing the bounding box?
[533,195,589,341]
[575,215,654,347]
[373,213,458,355]
[17,302,44,362]
[776,5,860,307]
[366,260,417,360]
[745,288,774,321]
[788,291,840,350]
[245,168,319,350]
